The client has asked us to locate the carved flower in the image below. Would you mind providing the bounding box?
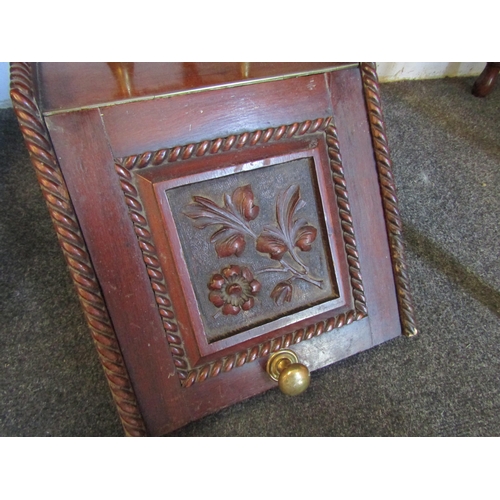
[208,265,261,315]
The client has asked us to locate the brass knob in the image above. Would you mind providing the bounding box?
[266,349,310,396]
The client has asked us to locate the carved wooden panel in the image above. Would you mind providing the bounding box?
[114,116,367,387]
[169,157,338,342]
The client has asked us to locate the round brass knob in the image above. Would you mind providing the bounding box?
[266,349,310,396]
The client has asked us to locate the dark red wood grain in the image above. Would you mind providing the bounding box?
[100,73,333,158]
[472,62,500,97]
[328,68,401,347]
[37,62,355,114]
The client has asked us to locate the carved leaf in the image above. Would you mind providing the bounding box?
[294,224,317,251]
[232,185,259,221]
[183,196,232,229]
[183,195,237,229]
[256,185,317,260]
[270,281,293,305]
[277,185,306,239]
[211,228,246,257]
[256,231,287,260]
[183,186,258,258]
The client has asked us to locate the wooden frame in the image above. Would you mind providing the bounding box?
[115,117,367,386]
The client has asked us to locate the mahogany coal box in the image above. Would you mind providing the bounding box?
[11,62,418,436]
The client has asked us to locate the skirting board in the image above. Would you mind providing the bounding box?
[377,62,485,82]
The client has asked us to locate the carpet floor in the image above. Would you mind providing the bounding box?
[1,76,499,436]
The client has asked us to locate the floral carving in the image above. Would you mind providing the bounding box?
[257,185,317,260]
[186,183,323,309]
[255,185,323,302]
[256,184,319,284]
[116,117,371,387]
[183,185,259,258]
[208,265,261,316]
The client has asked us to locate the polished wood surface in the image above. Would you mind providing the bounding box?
[12,62,415,435]
[472,62,500,97]
[37,62,356,114]
[101,73,332,158]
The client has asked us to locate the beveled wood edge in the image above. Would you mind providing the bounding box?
[9,62,148,436]
[360,62,419,337]
[115,116,368,387]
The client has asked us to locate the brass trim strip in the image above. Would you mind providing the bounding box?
[42,63,360,116]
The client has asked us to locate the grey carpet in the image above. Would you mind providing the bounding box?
[1,76,499,436]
